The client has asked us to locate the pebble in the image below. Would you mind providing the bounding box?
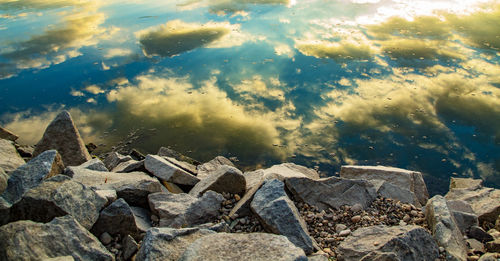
[335,224,347,232]
[351,204,363,213]
[410,210,418,217]
[234,194,241,201]
[338,229,351,237]
[403,214,411,222]
[351,215,361,223]
[100,232,113,245]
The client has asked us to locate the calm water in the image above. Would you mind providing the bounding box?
[1,0,499,194]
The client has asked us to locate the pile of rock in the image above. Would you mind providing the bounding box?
[0,111,499,261]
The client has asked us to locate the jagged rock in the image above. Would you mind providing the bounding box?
[449,178,483,190]
[189,165,245,197]
[0,216,113,261]
[370,179,419,206]
[165,156,197,175]
[229,178,264,218]
[340,165,429,206]
[196,156,234,179]
[130,149,145,161]
[479,253,500,261]
[9,175,106,229]
[466,238,485,253]
[425,195,467,261]
[486,238,500,252]
[135,227,215,261]
[179,232,308,261]
[251,179,316,254]
[16,144,34,158]
[285,176,377,211]
[447,200,479,234]
[112,159,145,173]
[122,235,138,260]
[104,152,132,171]
[0,139,25,174]
[0,169,7,194]
[145,155,200,186]
[244,163,319,192]
[445,185,500,226]
[32,111,92,166]
[0,126,18,141]
[308,253,329,261]
[337,225,438,261]
[244,170,266,192]
[468,226,494,243]
[95,189,117,206]
[161,180,184,194]
[148,191,223,228]
[91,198,150,241]
[157,146,200,165]
[79,158,108,171]
[1,150,64,205]
[66,166,163,208]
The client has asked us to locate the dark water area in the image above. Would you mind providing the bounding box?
[1,0,499,195]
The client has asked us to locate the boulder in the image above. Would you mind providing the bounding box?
[165,156,197,175]
[9,175,106,230]
[196,156,234,179]
[32,111,92,166]
[0,216,113,261]
[449,178,483,190]
[189,165,245,197]
[145,155,200,186]
[103,152,132,171]
[94,189,117,207]
[370,179,419,206]
[340,165,429,206]
[112,159,145,173]
[285,176,377,211]
[179,232,308,261]
[157,146,200,165]
[91,198,150,241]
[1,150,64,205]
[251,179,316,254]
[244,170,266,192]
[122,235,138,260]
[447,200,479,234]
[0,126,18,141]
[445,186,500,226]
[0,169,7,194]
[78,158,108,172]
[148,191,223,228]
[337,225,438,261]
[244,163,319,192]
[425,195,467,261]
[135,227,216,261]
[65,166,163,208]
[0,139,25,174]
[467,226,494,243]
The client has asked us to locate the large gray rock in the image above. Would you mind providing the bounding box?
[0,126,18,141]
[251,179,316,254]
[337,225,438,261]
[0,216,113,261]
[449,177,483,190]
[157,147,200,165]
[244,163,319,192]
[0,169,7,194]
[9,175,106,230]
[189,165,245,197]
[340,165,429,206]
[91,198,150,241]
[370,179,419,206]
[66,166,163,208]
[1,150,64,205]
[180,232,308,261]
[447,200,479,235]
[426,195,467,261]
[148,191,223,228]
[112,160,145,173]
[164,157,197,175]
[285,176,377,211]
[103,152,132,171]
[196,156,234,179]
[0,139,25,174]
[135,227,216,261]
[145,155,200,186]
[32,111,92,167]
[79,158,108,172]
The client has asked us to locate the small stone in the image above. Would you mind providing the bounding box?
[351,215,361,223]
[351,203,363,213]
[410,210,419,217]
[439,247,445,253]
[403,214,411,222]
[468,256,479,261]
[234,194,241,201]
[151,215,159,222]
[339,229,351,237]
[323,248,332,254]
[100,232,112,245]
[335,224,347,233]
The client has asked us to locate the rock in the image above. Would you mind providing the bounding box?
[148,191,223,228]
[485,238,500,252]
[189,165,245,197]
[42,256,75,261]
[165,156,197,175]
[100,232,113,245]
[0,169,7,194]
[339,229,352,237]
[244,163,319,192]
[196,156,234,179]
[468,226,494,243]
[449,178,483,190]
[94,189,117,206]
[285,176,377,211]
[478,253,500,261]
[446,200,479,235]
[161,180,185,194]
[66,166,163,208]
[425,195,467,261]
[0,216,113,260]
[112,159,145,173]
[32,111,92,166]
[1,150,64,205]
[135,227,215,261]
[336,224,348,233]
[466,238,485,253]
[446,186,500,226]
[340,165,429,206]
[9,175,106,229]
[79,158,108,171]
[104,152,132,171]
[243,170,266,192]
[91,198,151,241]
[370,179,419,206]
[16,144,34,158]
[251,179,316,254]
[337,225,438,261]
[308,253,329,261]
[130,149,146,161]
[145,155,200,186]
[0,139,25,174]
[157,147,200,165]
[179,232,307,261]
[0,126,18,141]
[229,178,264,218]
[122,235,138,260]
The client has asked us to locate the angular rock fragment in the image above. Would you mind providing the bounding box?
[251,179,316,254]
[285,176,377,211]
[79,158,108,172]
[165,156,197,175]
[196,156,234,179]
[157,146,200,165]
[94,189,117,207]
[189,165,245,197]
[122,235,138,260]
[229,178,264,218]
[244,163,319,192]
[0,216,113,261]
[104,152,133,171]
[370,179,419,206]
[32,111,92,166]
[0,126,18,141]
[145,155,199,186]
[0,169,7,194]
[0,139,25,174]
[449,177,483,190]
[112,159,145,173]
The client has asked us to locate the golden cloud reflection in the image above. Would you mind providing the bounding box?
[296,40,374,61]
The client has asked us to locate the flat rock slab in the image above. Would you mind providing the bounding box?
[244,163,319,192]
[0,215,113,261]
[165,156,197,175]
[66,166,163,208]
[0,126,18,141]
[370,179,419,206]
[340,165,429,206]
[338,225,438,261]
[135,227,216,261]
[229,178,264,218]
[9,175,106,230]
[189,165,245,197]
[180,232,307,261]
[32,111,91,167]
[251,179,316,254]
[196,156,234,179]
[112,159,145,173]
[285,176,377,211]
[79,158,108,172]
[145,155,199,186]
[0,139,25,174]
[157,147,200,165]
[445,186,500,226]
[148,191,223,228]
[104,152,132,171]
[449,178,483,190]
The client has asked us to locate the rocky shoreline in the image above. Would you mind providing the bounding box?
[0,111,499,261]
